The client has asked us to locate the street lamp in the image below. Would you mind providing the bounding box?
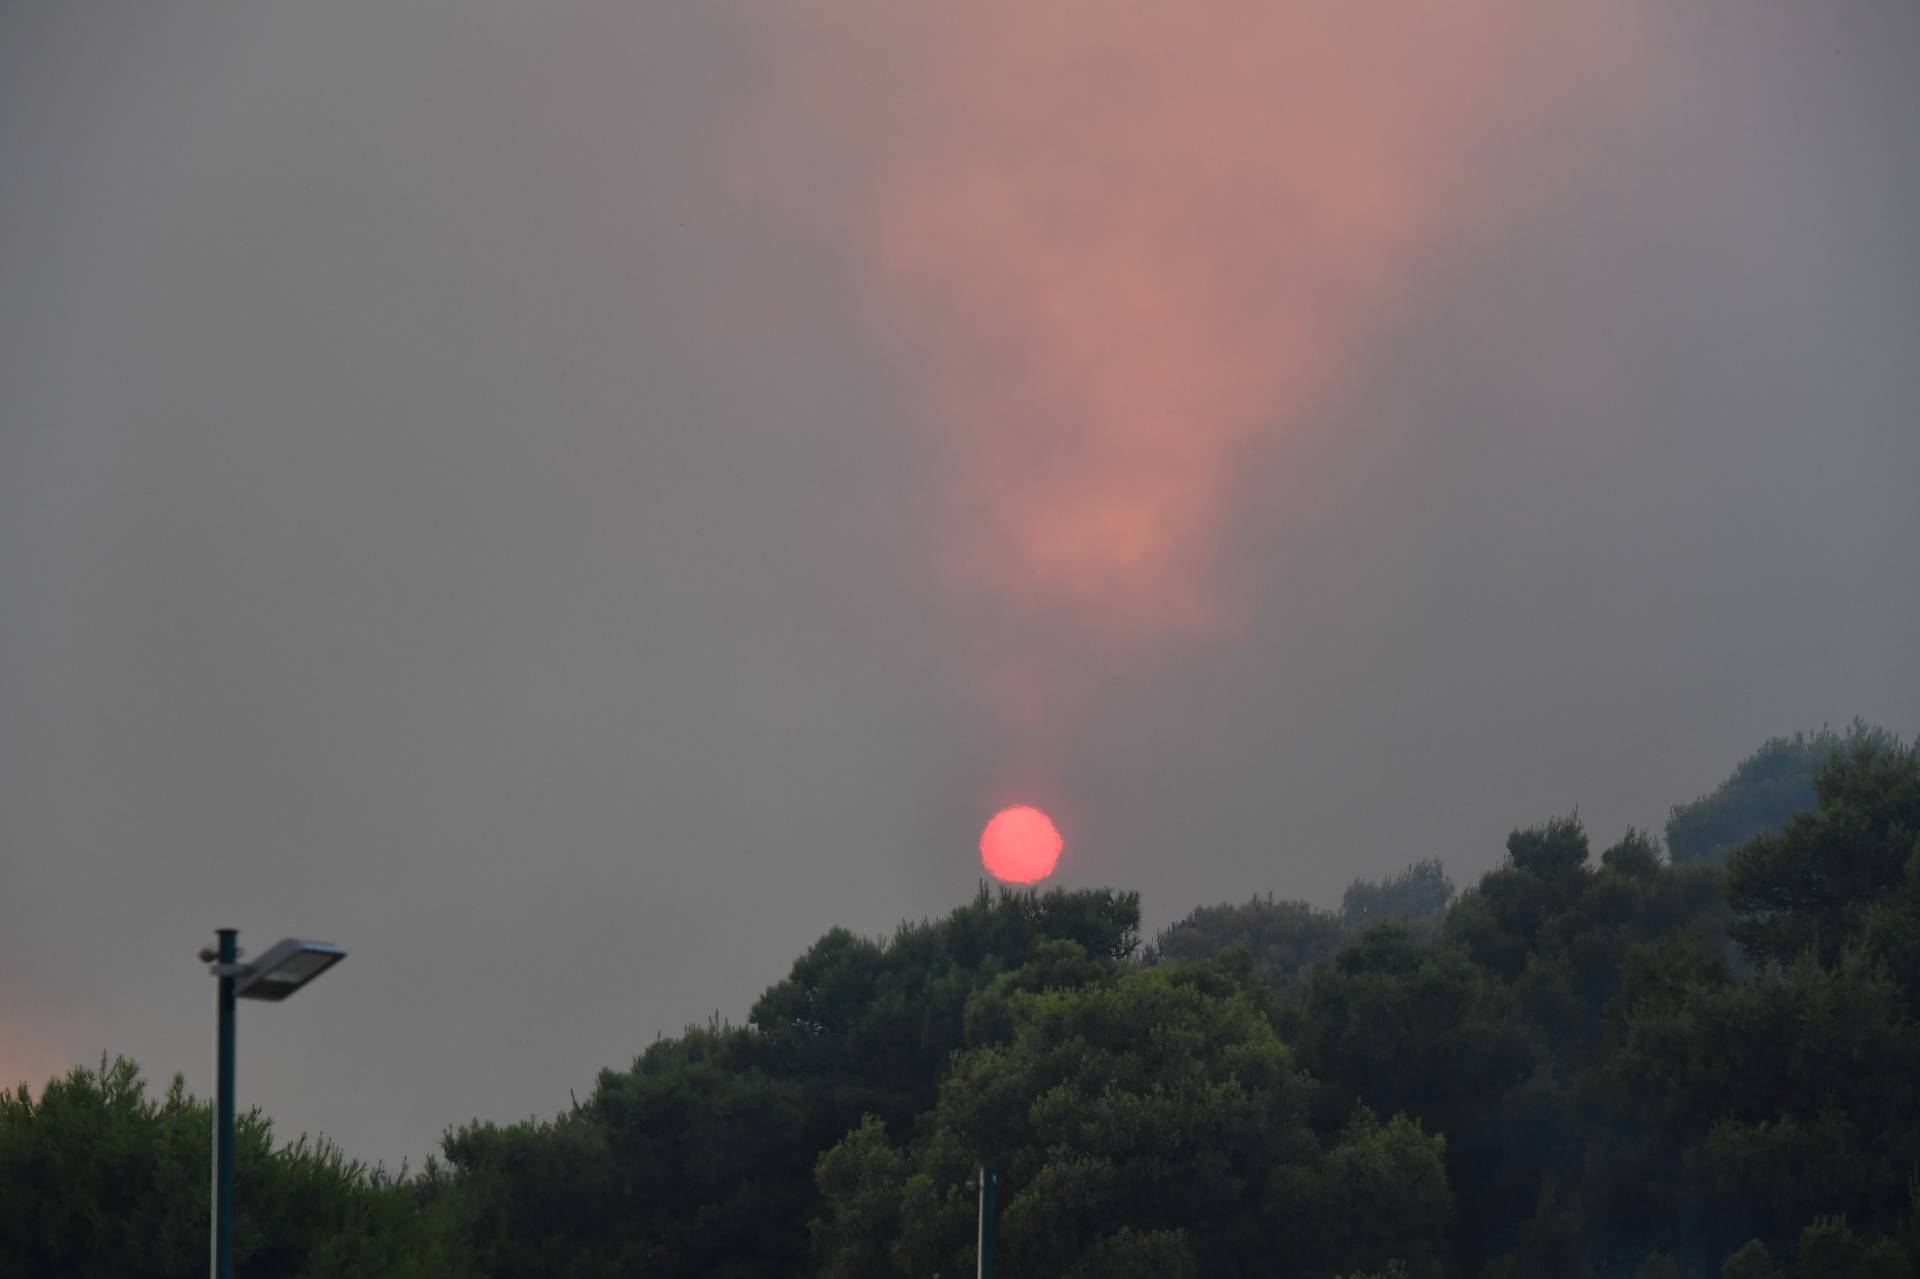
[975,1165,998,1279]
[201,929,347,1279]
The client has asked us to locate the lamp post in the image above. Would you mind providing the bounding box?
[202,930,347,1279]
[976,1165,997,1279]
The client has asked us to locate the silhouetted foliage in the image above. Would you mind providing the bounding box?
[436,885,1142,1276]
[0,1056,444,1279]
[1342,858,1456,931]
[1666,721,1901,866]
[1725,735,1920,968]
[1150,894,1345,985]
[813,968,1449,1279]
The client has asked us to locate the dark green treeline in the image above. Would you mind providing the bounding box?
[5,730,1919,1278]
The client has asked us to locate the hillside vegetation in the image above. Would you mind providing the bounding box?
[5,730,1917,1278]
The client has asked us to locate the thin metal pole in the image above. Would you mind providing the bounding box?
[213,929,237,1279]
[976,1165,997,1279]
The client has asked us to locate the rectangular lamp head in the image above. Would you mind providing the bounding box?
[235,939,347,1001]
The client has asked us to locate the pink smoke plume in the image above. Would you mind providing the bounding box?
[757,4,1644,639]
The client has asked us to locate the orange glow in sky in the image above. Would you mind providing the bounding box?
[0,1015,74,1096]
[764,4,1641,638]
[980,805,1064,884]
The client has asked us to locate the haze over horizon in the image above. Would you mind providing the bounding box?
[4,1,1917,1168]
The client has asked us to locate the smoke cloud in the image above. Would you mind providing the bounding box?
[757,5,1643,644]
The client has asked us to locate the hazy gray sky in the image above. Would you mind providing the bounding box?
[4,2,1916,1167]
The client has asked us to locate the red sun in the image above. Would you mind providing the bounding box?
[980,805,1063,884]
